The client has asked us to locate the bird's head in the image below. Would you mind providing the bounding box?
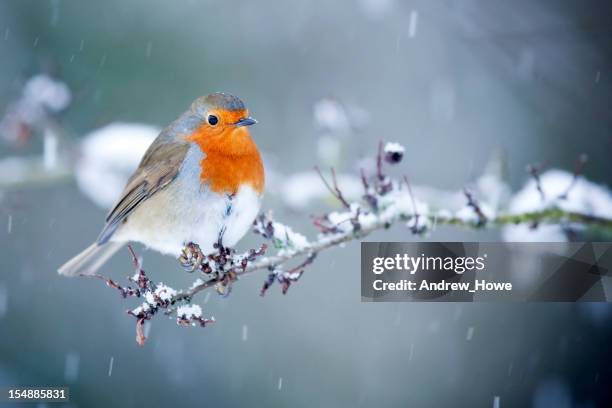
[183,93,264,193]
[185,93,257,154]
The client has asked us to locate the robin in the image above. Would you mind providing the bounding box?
[59,93,264,276]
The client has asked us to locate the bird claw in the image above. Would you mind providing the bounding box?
[179,242,204,272]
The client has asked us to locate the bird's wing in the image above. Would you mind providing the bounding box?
[97,134,191,244]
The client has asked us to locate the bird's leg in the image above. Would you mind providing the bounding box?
[212,226,235,275]
[216,225,227,249]
[209,225,240,295]
[178,242,205,272]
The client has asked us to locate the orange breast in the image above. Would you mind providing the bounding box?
[186,125,265,196]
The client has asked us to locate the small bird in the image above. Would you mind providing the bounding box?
[59,93,264,276]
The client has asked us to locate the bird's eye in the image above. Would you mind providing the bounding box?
[207,115,219,126]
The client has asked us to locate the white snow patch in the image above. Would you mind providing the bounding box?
[383,142,405,155]
[145,292,156,305]
[273,222,309,250]
[154,284,177,302]
[507,169,612,217]
[22,74,71,113]
[456,204,493,223]
[327,210,357,233]
[131,302,151,315]
[177,304,202,318]
[379,188,429,221]
[76,123,158,209]
[503,169,612,242]
[189,278,204,290]
[358,211,379,230]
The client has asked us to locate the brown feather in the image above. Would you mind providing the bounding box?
[97,131,190,244]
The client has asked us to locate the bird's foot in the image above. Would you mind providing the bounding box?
[178,241,235,275]
[179,242,205,272]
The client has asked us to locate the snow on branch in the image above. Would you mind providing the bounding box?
[84,140,612,345]
[89,246,216,346]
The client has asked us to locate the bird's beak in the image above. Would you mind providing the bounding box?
[235,117,257,127]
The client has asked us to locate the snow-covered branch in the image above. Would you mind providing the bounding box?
[87,140,612,345]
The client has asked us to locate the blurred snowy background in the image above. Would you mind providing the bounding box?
[1,0,612,407]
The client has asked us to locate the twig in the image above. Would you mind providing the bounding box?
[360,168,369,190]
[376,140,384,181]
[403,175,422,233]
[559,154,588,200]
[127,244,141,270]
[463,188,488,226]
[526,162,547,202]
[261,252,318,296]
[314,166,351,209]
[360,167,378,210]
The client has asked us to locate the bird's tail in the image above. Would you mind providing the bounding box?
[58,242,123,277]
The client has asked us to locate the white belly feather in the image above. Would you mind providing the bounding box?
[111,145,262,256]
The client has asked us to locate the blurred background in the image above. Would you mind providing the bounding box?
[1,0,612,406]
